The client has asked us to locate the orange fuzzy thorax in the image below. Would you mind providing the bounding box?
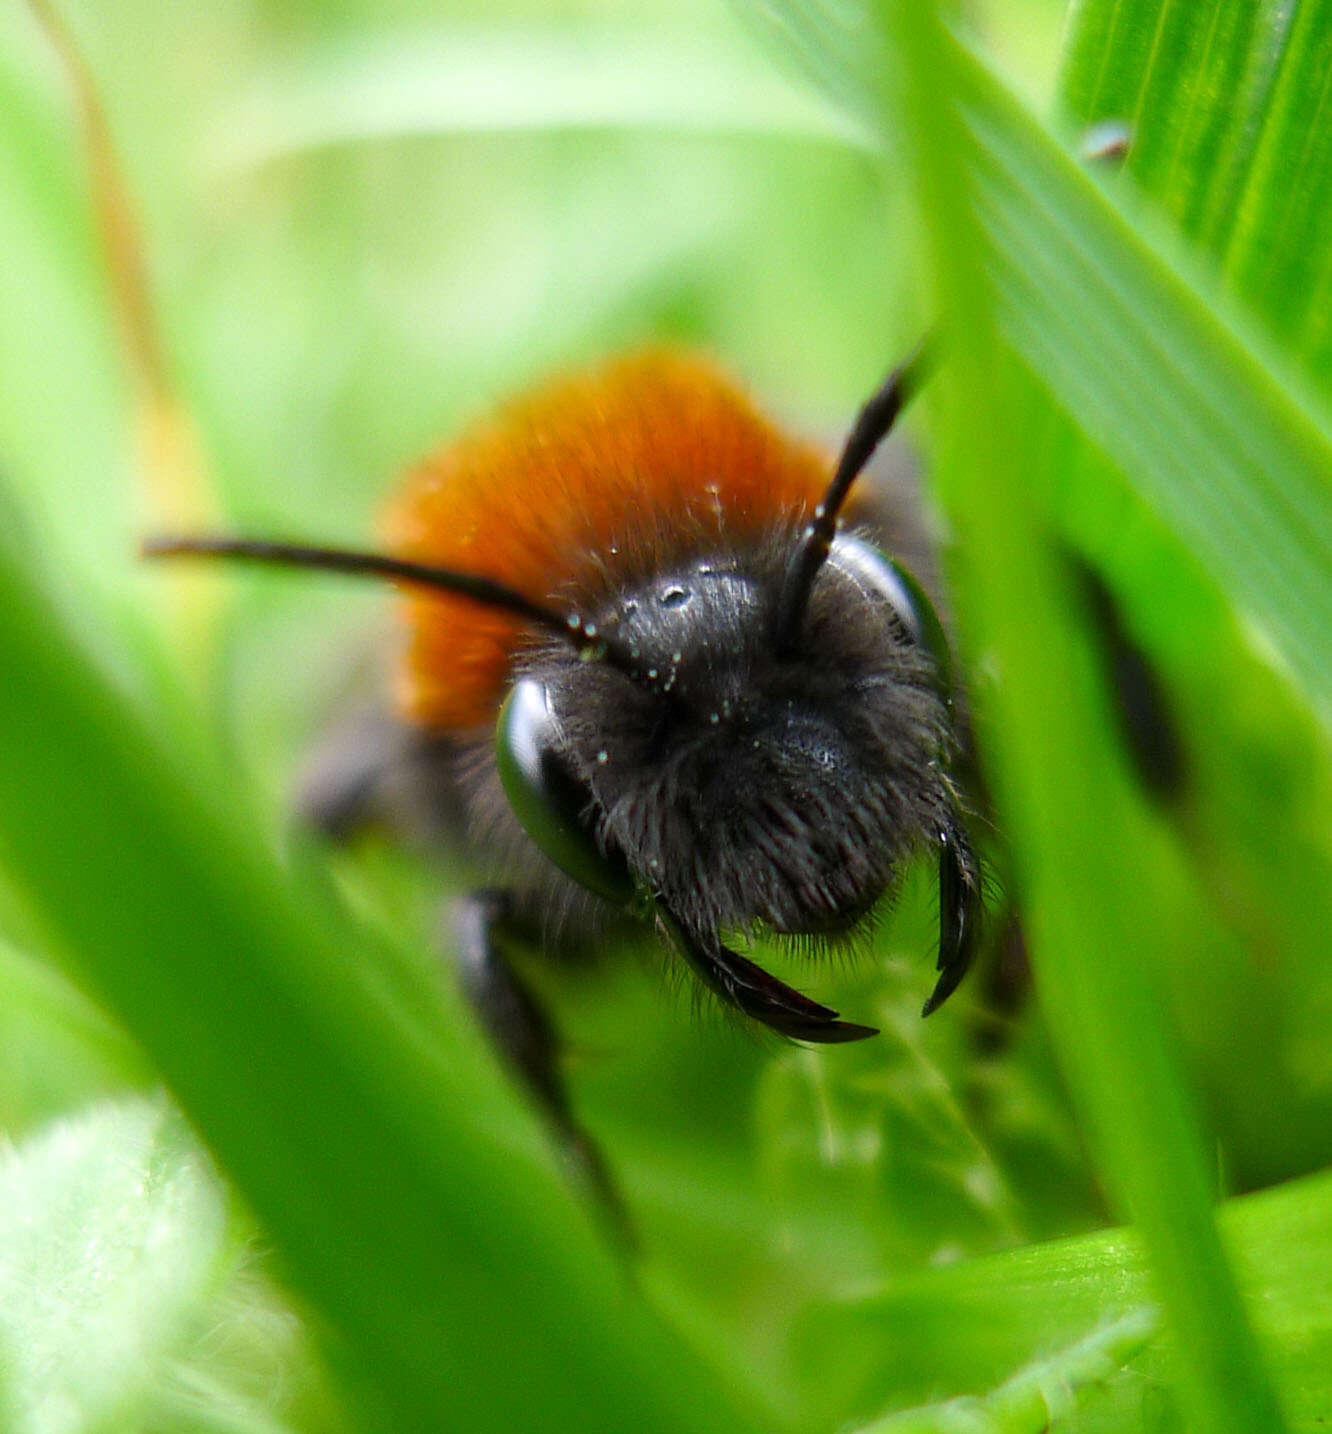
[384,351,831,732]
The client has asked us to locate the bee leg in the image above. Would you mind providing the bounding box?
[1069,554,1187,804]
[454,890,633,1246]
[293,699,465,843]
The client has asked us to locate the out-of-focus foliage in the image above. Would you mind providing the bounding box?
[799,1166,1332,1431]
[0,1098,330,1434]
[0,0,1329,1430]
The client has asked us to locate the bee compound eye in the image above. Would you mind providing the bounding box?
[828,534,954,701]
[495,679,637,907]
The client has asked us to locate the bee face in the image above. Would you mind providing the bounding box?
[504,532,958,959]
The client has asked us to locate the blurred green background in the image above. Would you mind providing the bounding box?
[2,0,1332,1431]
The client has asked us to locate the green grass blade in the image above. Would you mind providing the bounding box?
[1050,0,1332,1196]
[1224,1,1332,379]
[859,1,1287,1428]
[0,532,759,1433]
[852,1308,1159,1433]
[1002,2,1332,1200]
[753,0,1332,725]
[1062,0,1332,388]
[1059,0,1292,250]
[955,43,1332,725]
[796,1168,1332,1430]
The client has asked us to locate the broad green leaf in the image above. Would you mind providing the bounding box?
[1059,2,1291,252]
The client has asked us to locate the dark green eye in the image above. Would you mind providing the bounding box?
[495,679,636,907]
[828,534,954,702]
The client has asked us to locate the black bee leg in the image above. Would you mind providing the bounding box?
[923,822,983,1016]
[1069,554,1187,804]
[293,699,463,842]
[454,890,632,1244]
[290,698,410,839]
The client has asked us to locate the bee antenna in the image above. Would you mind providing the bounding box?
[141,536,638,670]
[772,340,932,654]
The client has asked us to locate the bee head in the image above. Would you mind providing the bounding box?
[548,534,953,928]
[498,527,980,1040]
